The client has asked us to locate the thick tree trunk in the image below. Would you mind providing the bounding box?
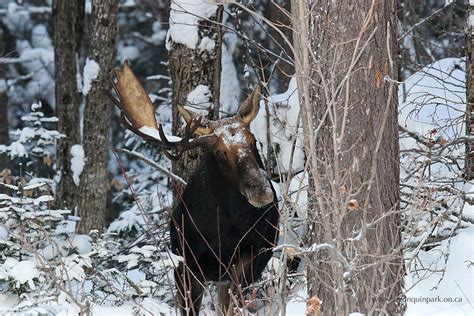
[77,0,118,234]
[0,24,9,170]
[466,2,474,180]
[53,0,84,210]
[0,22,16,170]
[168,1,223,187]
[294,1,405,314]
[0,77,8,169]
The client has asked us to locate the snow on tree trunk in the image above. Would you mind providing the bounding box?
[293,1,405,314]
[167,0,223,185]
[466,1,474,180]
[77,0,118,234]
[53,0,84,210]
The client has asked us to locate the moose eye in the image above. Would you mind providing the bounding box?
[215,150,226,162]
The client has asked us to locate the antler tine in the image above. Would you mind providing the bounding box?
[104,87,122,109]
[182,116,201,142]
[162,149,181,161]
[156,115,217,159]
[158,123,173,148]
[189,116,203,136]
[157,123,190,161]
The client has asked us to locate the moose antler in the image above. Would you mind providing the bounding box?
[107,60,217,160]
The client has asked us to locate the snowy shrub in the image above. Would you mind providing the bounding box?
[0,102,63,182]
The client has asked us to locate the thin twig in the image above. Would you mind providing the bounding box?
[114,147,186,185]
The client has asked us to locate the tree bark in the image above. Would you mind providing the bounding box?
[263,0,293,93]
[294,0,405,314]
[77,0,118,234]
[466,2,474,180]
[168,1,223,187]
[53,0,84,210]
[0,23,11,170]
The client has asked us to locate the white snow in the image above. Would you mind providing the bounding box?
[15,42,55,108]
[251,78,305,175]
[0,225,8,240]
[33,195,54,206]
[405,226,474,315]
[219,32,239,114]
[399,58,465,147]
[18,127,35,143]
[186,84,212,115]
[151,20,167,45]
[198,36,216,51]
[139,126,181,142]
[31,24,52,49]
[167,0,217,50]
[287,171,308,220]
[82,58,100,96]
[117,43,140,61]
[70,235,92,254]
[399,58,465,184]
[6,142,27,158]
[1,259,40,291]
[215,122,246,147]
[469,14,474,29]
[70,144,85,186]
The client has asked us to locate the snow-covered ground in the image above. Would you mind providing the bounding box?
[405,226,474,316]
[400,57,473,316]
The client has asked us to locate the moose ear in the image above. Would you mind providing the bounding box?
[237,86,261,125]
[177,105,213,135]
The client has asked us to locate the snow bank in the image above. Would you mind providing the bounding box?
[405,226,474,315]
[399,58,465,150]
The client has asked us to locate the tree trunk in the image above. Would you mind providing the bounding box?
[264,0,294,93]
[0,22,17,171]
[0,23,10,170]
[167,1,223,187]
[466,2,474,180]
[53,0,84,210]
[293,1,405,314]
[77,0,118,234]
[0,75,8,169]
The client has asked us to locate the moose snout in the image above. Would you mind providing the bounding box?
[247,188,275,208]
[243,175,275,207]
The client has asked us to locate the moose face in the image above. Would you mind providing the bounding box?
[212,118,274,207]
[179,87,275,207]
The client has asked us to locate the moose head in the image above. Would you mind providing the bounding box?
[109,61,274,208]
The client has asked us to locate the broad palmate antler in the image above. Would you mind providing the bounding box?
[106,60,217,160]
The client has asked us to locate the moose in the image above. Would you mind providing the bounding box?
[109,61,279,315]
